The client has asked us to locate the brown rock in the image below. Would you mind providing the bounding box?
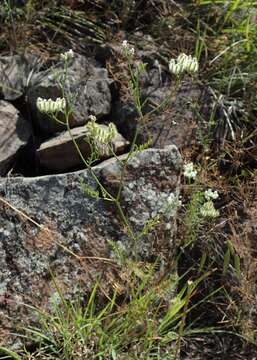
[36,125,129,172]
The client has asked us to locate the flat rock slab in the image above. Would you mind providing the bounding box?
[0,145,182,348]
[0,100,32,176]
[36,125,129,172]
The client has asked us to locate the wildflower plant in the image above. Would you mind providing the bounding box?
[35,47,153,255]
[18,43,218,360]
[35,45,201,259]
[184,186,220,246]
[121,40,135,58]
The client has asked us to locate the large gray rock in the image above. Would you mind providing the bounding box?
[0,54,40,100]
[27,54,113,134]
[0,145,182,348]
[36,125,129,172]
[112,65,202,150]
[0,100,32,176]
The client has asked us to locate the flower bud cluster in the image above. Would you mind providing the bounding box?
[86,115,118,144]
[121,40,135,57]
[169,53,199,76]
[36,97,66,114]
[60,49,74,62]
[183,162,197,180]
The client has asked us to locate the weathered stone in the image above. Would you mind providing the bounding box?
[0,145,182,348]
[0,101,32,176]
[112,65,202,150]
[36,125,129,172]
[100,145,183,260]
[27,54,113,134]
[141,81,202,149]
[0,54,39,100]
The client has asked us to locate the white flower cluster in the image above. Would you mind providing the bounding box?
[200,201,219,218]
[121,40,135,57]
[60,49,74,62]
[169,53,199,76]
[36,97,66,114]
[183,162,197,180]
[86,115,118,144]
[204,189,219,201]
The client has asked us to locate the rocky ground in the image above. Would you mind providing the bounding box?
[0,1,256,359]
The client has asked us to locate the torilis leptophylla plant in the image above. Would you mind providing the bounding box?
[35,48,146,255]
[35,47,199,258]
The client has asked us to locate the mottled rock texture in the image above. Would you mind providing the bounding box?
[27,54,112,134]
[36,125,129,172]
[112,66,202,150]
[0,145,182,347]
[0,101,32,176]
[0,54,39,100]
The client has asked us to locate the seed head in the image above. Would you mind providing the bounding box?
[200,201,219,218]
[36,97,66,114]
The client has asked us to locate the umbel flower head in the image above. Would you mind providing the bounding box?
[121,40,135,57]
[204,189,219,201]
[169,53,199,76]
[183,162,197,180]
[86,115,118,144]
[60,49,74,62]
[36,97,66,114]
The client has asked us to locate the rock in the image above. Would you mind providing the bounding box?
[0,101,32,176]
[0,54,40,100]
[0,144,182,348]
[27,54,113,134]
[36,125,129,172]
[112,64,202,150]
[100,145,182,259]
[142,81,202,149]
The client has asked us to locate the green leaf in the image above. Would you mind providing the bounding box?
[0,347,22,360]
